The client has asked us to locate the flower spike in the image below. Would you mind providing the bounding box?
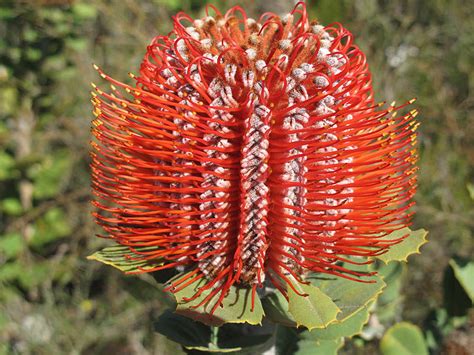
[91,3,418,316]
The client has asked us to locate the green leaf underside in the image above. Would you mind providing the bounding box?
[172,272,264,327]
[154,310,212,348]
[215,325,274,353]
[154,310,272,353]
[310,272,385,322]
[373,261,405,322]
[185,346,241,352]
[375,228,428,263]
[300,302,371,340]
[449,258,474,302]
[90,242,403,330]
[275,325,299,354]
[287,276,341,330]
[262,291,297,327]
[373,261,405,293]
[295,338,344,355]
[87,245,162,272]
[380,322,428,355]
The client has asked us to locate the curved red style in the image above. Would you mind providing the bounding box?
[91,2,418,313]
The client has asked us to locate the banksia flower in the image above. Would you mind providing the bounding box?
[90,2,418,315]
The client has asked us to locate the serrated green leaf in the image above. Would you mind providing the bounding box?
[287,276,340,330]
[262,291,296,327]
[380,322,428,355]
[374,261,405,299]
[375,228,428,263]
[172,272,264,326]
[311,273,385,321]
[87,245,163,273]
[301,302,371,340]
[295,338,344,355]
[449,258,474,302]
[374,261,405,322]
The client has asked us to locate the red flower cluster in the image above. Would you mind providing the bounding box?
[91,2,418,314]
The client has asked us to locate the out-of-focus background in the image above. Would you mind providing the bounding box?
[0,0,472,353]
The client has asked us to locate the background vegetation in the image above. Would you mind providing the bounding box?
[0,0,472,353]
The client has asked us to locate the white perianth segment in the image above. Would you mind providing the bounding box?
[197,77,236,278]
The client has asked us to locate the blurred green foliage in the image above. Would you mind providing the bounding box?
[0,0,472,353]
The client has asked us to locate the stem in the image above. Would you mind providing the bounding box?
[210,326,219,347]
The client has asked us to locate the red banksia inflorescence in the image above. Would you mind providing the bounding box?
[91,2,418,314]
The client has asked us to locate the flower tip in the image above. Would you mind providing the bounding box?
[293,1,307,11]
[409,97,417,104]
[92,63,99,70]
